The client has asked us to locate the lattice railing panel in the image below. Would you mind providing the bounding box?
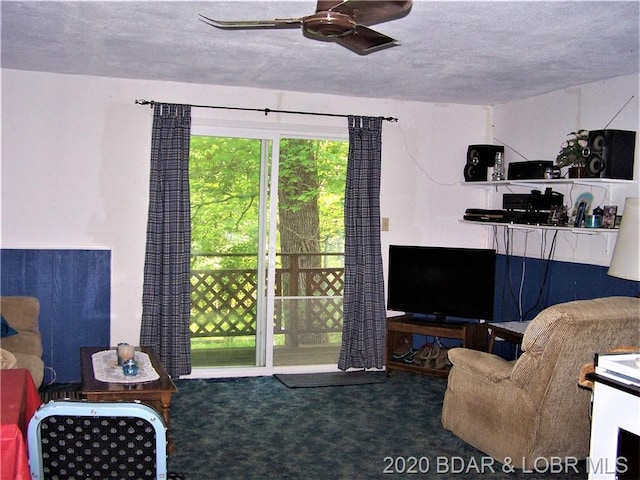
[274,297,344,334]
[191,269,258,337]
[274,297,343,346]
[306,269,344,296]
[190,253,344,338]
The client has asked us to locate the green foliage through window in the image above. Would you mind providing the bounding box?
[189,136,348,270]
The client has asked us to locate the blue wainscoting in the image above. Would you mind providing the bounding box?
[493,254,639,323]
[1,249,111,383]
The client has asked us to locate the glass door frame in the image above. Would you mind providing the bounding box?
[185,121,347,379]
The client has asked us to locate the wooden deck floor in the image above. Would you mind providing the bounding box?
[191,344,341,368]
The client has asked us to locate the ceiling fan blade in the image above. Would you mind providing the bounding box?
[198,14,302,29]
[315,0,345,12]
[330,0,413,26]
[334,25,397,55]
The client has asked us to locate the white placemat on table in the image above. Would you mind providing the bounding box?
[91,349,160,383]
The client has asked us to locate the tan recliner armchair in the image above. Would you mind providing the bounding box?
[441,296,640,470]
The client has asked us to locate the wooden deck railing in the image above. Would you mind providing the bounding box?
[190,253,344,339]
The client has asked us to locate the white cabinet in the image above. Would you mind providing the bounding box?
[587,367,640,480]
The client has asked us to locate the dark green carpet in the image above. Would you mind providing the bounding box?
[167,372,587,479]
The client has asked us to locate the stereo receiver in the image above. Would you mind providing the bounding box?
[507,161,554,180]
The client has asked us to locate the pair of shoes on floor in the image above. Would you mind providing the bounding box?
[414,343,438,367]
[393,348,417,363]
[414,344,451,370]
[433,347,452,370]
[392,348,417,362]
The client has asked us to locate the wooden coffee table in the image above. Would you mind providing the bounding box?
[80,346,178,428]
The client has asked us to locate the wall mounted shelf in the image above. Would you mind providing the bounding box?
[461,177,634,238]
[460,219,619,234]
[461,178,634,188]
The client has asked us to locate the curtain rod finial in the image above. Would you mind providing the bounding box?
[135,99,155,108]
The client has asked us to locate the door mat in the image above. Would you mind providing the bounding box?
[274,371,385,388]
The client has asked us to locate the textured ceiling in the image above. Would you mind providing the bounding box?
[1,1,638,105]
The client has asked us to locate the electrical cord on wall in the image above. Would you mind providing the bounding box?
[522,230,558,320]
[44,366,57,386]
[502,227,523,321]
[494,225,515,324]
[492,225,500,252]
[396,122,459,186]
[517,231,532,321]
[497,226,559,322]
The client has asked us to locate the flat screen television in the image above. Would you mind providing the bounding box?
[387,245,496,321]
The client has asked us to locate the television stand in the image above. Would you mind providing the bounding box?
[386,314,487,378]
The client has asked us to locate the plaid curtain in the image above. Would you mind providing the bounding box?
[140,103,192,378]
[338,116,386,370]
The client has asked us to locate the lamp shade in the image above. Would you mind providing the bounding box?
[608,197,640,281]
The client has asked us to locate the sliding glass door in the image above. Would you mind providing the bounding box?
[188,126,347,374]
[189,134,269,368]
[272,138,347,366]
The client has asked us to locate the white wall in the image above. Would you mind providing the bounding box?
[492,74,639,266]
[2,70,637,342]
[1,69,490,343]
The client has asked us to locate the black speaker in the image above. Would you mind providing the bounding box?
[585,129,636,180]
[464,145,503,182]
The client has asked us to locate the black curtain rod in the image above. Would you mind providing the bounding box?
[134,99,398,122]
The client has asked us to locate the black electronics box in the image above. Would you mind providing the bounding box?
[507,160,553,180]
[503,194,532,210]
[503,188,564,211]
